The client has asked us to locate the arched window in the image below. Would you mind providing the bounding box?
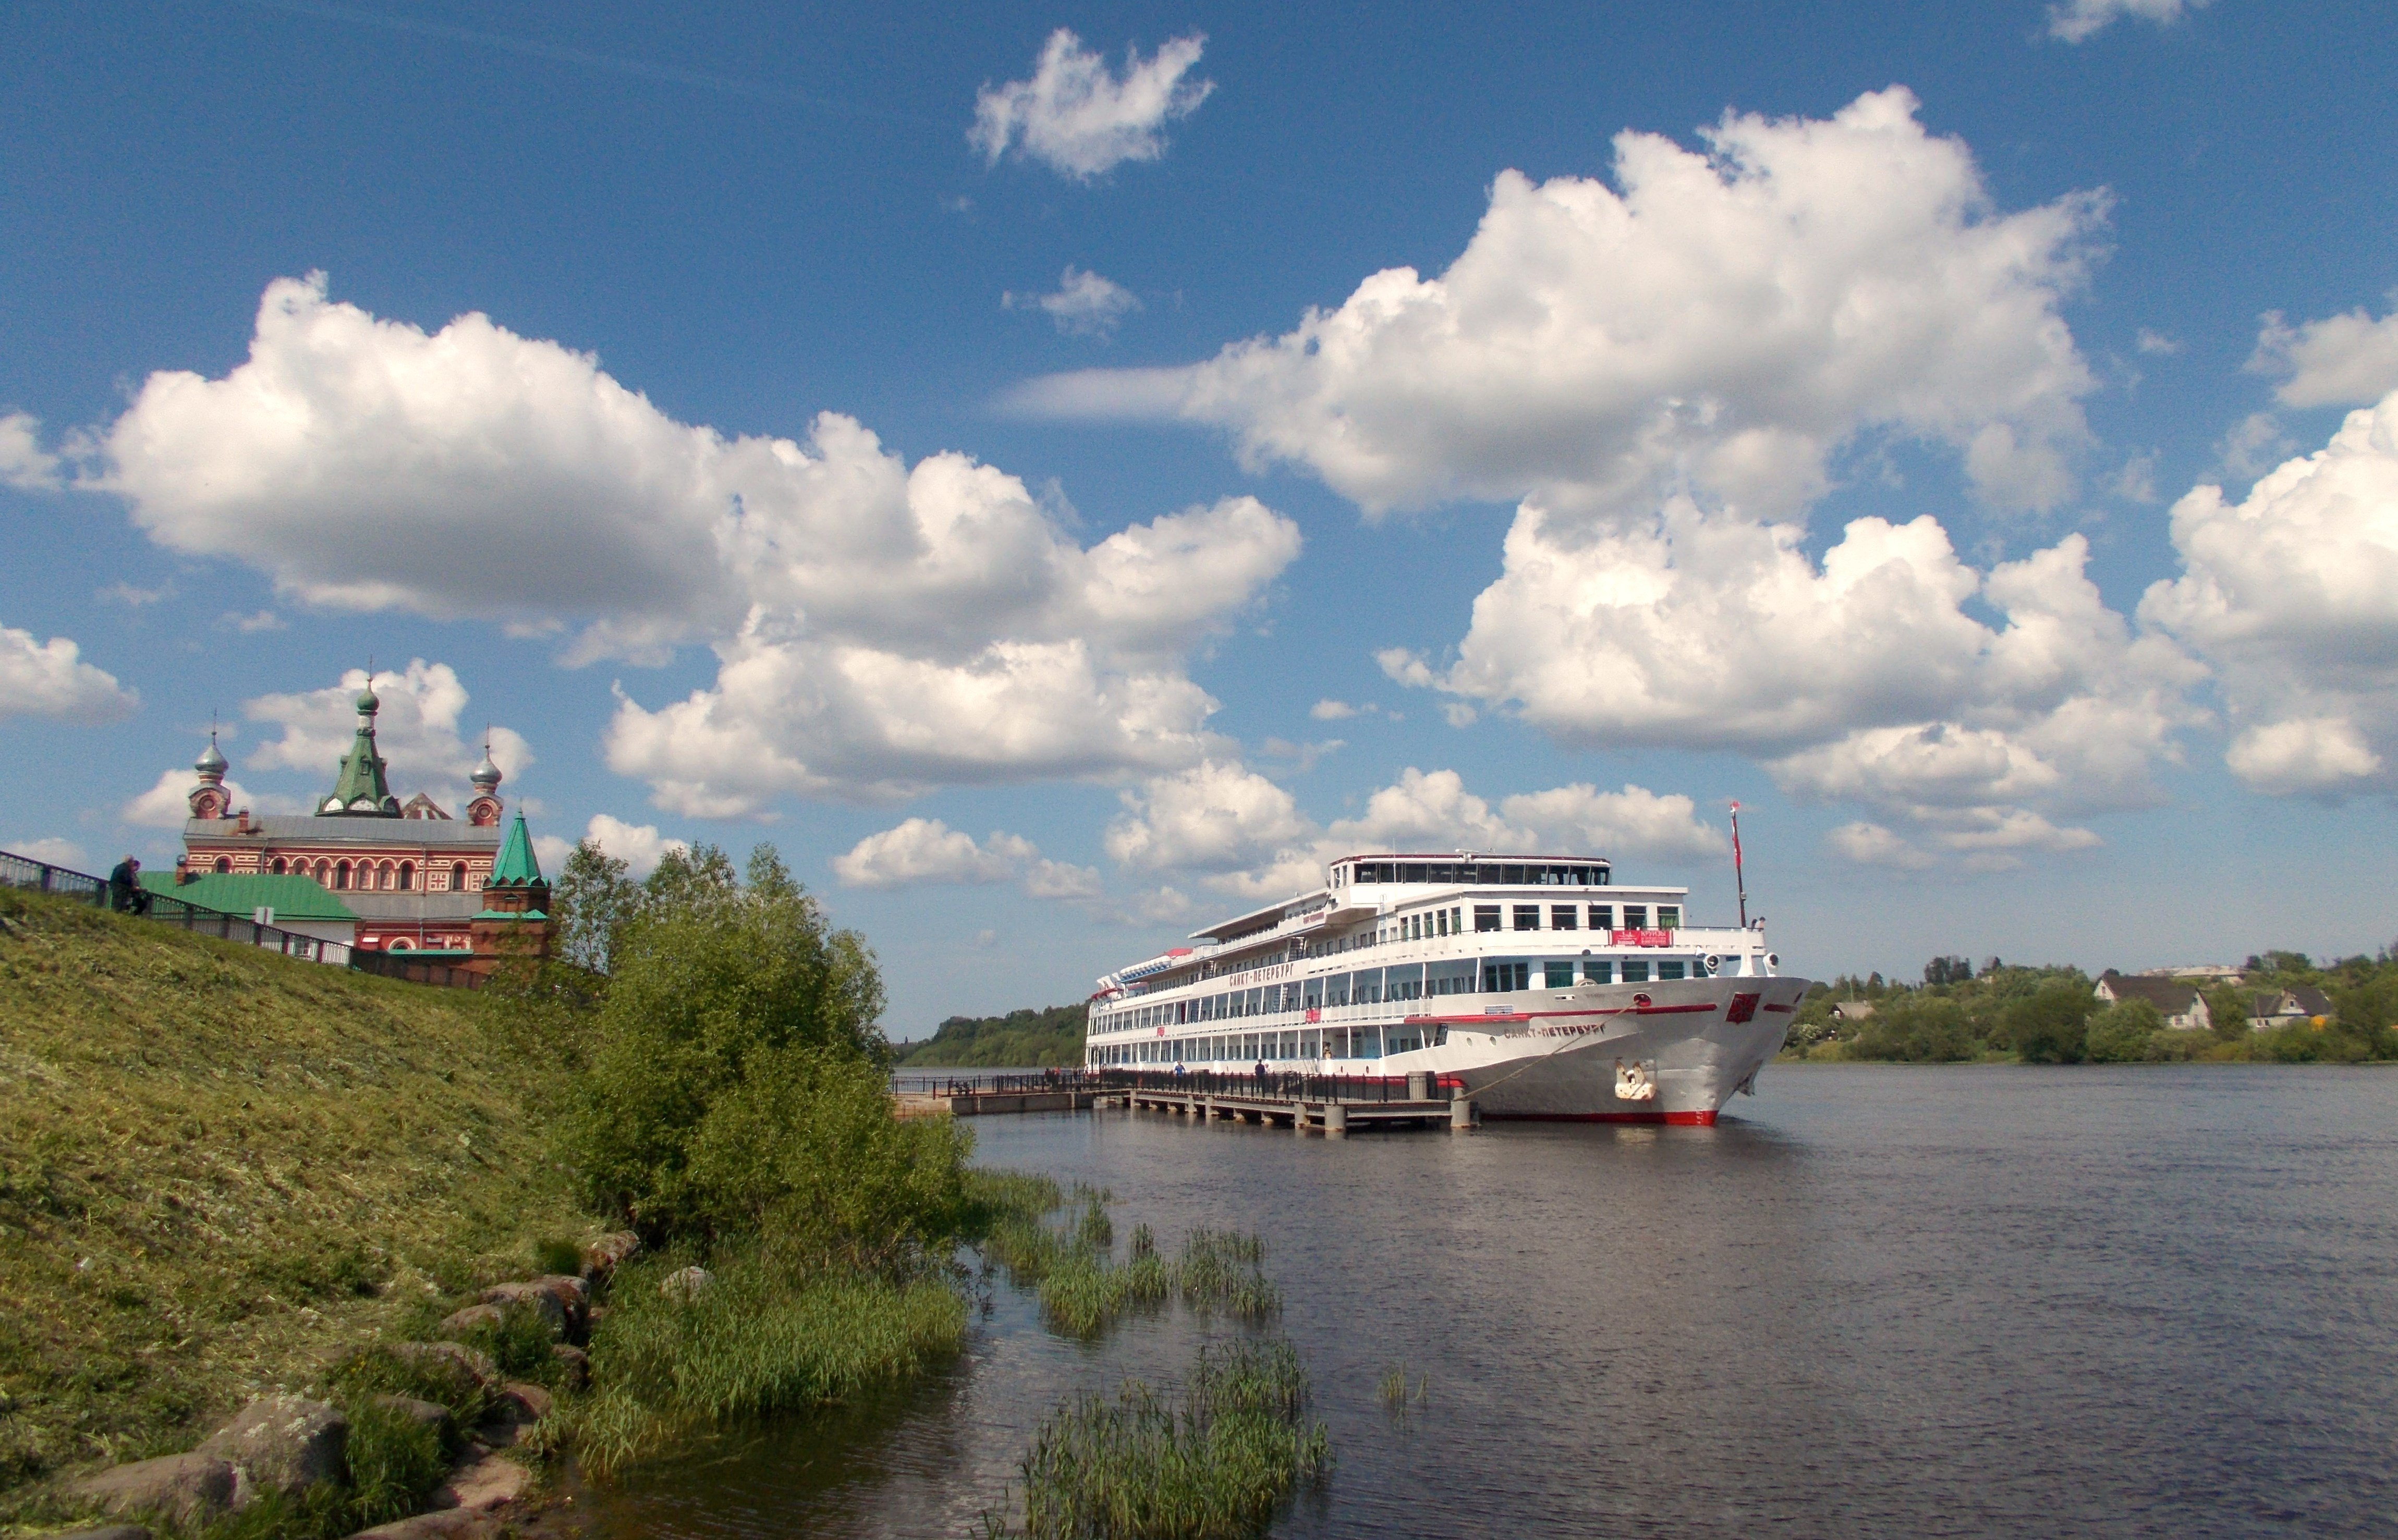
[213,856,230,874]
[388,937,412,950]
[380,862,395,890]
[271,857,286,875]
[453,862,469,891]
[335,861,351,890]
[315,860,331,884]
[398,862,413,891]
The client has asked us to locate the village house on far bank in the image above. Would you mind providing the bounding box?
[2248,985,2335,1033]
[153,675,548,969]
[2093,971,2213,1032]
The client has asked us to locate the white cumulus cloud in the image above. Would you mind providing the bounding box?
[0,411,62,490]
[581,814,688,880]
[1011,88,2100,521]
[2141,387,2398,797]
[121,767,258,828]
[2047,0,2207,44]
[1007,267,1142,338]
[970,29,1212,180]
[84,276,1301,814]
[2251,301,2398,410]
[1105,762,1725,900]
[6,836,88,870]
[832,816,1099,900]
[0,625,138,724]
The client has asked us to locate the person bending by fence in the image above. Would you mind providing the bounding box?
[107,855,150,915]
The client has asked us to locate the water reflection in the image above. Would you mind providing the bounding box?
[584,1067,2398,1537]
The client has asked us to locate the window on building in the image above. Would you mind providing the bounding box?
[398,862,413,891]
[1543,960,1575,988]
[1659,906,1681,930]
[335,861,350,889]
[1474,905,1501,933]
[1584,959,1614,984]
[1659,961,1687,980]
[1622,960,1651,983]
[270,858,286,875]
[1551,905,1577,930]
[211,856,229,874]
[1623,905,1648,930]
[452,861,468,890]
[1513,904,1540,931]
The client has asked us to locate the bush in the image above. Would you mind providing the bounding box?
[330,1345,491,1427]
[2006,983,2095,1063]
[453,1298,564,1383]
[1847,996,1977,1062]
[2084,999,2165,1064]
[557,844,969,1255]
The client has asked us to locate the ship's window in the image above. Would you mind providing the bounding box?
[1502,864,1525,884]
[1659,961,1687,980]
[1584,959,1614,984]
[1452,906,1463,932]
[1481,961,1529,993]
[1435,910,1448,936]
[1623,905,1648,930]
[1544,960,1575,988]
[1401,863,1422,882]
[1473,905,1500,933]
[1513,905,1540,931]
[1551,905,1577,930]
[1659,906,1681,930]
[1622,960,1651,983]
[1590,904,1613,931]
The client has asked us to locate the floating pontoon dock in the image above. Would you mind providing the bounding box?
[891,1070,1475,1133]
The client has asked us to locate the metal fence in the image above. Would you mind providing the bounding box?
[2,846,369,971]
[890,1070,1108,1096]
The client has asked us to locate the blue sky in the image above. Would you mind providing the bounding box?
[4,0,2396,1036]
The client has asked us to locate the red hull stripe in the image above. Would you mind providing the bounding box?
[1484,1109,1720,1126]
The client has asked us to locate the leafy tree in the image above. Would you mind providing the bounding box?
[2084,999,2164,1063]
[561,841,938,1246]
[1923,956,1974,986]
[900,1004,1089,1067]
[2005,982,2095,1064]
[1849,995,1976,1061]
[551,839,642,975]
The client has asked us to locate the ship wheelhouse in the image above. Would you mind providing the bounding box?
[1084,852,1778,1070]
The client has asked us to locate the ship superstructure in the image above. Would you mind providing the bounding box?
[1085,853,1809,1123]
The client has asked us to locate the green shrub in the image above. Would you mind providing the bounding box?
[2006,983,2096,1063]
[330,1345,491,1427]
[533,1237,585,1278]
[2084,999,2165,1064]
[1847,996,1977,1062]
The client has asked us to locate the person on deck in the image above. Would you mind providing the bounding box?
[107,855,148,915]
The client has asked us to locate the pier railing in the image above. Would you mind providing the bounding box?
[1099,1068,1453,1103]
[2,847,358,966]
[890,1070,1109,1097]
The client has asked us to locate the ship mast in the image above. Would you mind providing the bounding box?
[1730,800,1749,929]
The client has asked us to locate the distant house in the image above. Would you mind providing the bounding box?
[2137,963,2245,983]
[2094,972,2212,1032]
[1830,1000,1878,1025]
[2248,986,2335,1032]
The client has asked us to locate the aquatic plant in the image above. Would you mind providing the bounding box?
[1039,1250,1174,1338]
[1013,1339,1331,1539]
[1173,1230,1280,1322]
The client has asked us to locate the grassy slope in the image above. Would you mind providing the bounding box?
[897,1004,1085,1068]
[0,890,588,1497]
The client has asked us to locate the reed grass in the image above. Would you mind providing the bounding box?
[561,1243,968,1478]
[1173,1230,1280,1322]
[1011,1339,1331,1539]
[1038,1251,1173,1338]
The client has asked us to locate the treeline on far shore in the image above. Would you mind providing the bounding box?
[1782,948,2398,1065]
[897,1003,1088,1068]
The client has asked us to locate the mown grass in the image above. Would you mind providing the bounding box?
[1006,1339,1331,1540]
[0,889,593,1508]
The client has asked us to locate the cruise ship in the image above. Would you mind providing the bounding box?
[1084,853,1810,1124]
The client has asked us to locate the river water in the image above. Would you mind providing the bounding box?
[583,1066,2398,1537]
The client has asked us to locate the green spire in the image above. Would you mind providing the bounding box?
[489,810,544,887]
[319,675,399,817]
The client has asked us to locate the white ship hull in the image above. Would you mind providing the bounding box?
[1318,974,1809,1125]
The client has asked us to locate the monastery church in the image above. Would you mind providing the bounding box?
[165,676,548,964]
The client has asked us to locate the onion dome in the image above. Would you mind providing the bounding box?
[470,744,503,791]
[355,682,380,715]
[194,732,227,779]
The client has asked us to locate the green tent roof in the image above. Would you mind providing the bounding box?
[140,872,358,922]
[488,811,544,887]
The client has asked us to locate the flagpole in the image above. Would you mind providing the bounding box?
[1730,800,1749,929]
